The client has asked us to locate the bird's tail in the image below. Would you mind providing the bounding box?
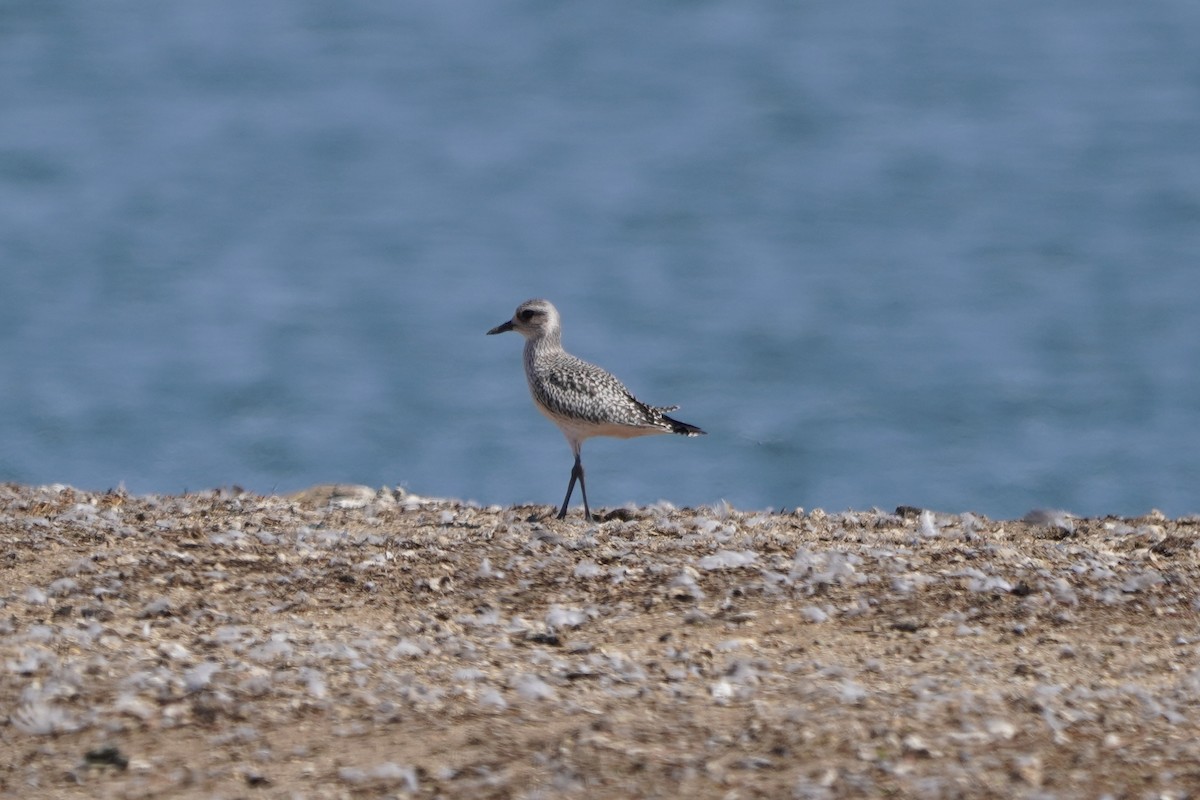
[661,411,706,437]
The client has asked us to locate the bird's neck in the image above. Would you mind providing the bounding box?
[526,330,562,355]
[524,331,562,373]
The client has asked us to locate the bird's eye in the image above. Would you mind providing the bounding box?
[519,309,536,322]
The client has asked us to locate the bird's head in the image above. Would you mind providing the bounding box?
[486,298,560,341]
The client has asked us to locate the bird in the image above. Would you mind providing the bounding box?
[487,298,704,521]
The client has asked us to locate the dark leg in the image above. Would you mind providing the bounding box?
[557,453,593,521]
[557,462,577,519]
[576,455,592,521]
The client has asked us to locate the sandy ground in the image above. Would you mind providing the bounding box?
[2,483,1200,799]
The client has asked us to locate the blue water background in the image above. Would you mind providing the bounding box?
[3,1,1199,517]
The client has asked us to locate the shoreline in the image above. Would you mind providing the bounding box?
[2,483,1198,798]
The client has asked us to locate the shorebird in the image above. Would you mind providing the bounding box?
[487,298,705,520]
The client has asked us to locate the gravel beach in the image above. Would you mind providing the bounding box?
[3,483,1199,798]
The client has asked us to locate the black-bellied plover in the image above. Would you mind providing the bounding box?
[487,298,705,520]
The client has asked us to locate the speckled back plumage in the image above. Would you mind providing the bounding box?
[525,343,689,435]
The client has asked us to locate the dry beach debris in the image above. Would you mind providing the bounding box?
[2,483,1199,798]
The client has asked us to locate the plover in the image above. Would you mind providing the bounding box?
[487,298,705,520]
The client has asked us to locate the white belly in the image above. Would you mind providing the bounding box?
[538,406,666,446]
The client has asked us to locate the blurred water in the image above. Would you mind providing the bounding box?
[2,1,1198,517]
